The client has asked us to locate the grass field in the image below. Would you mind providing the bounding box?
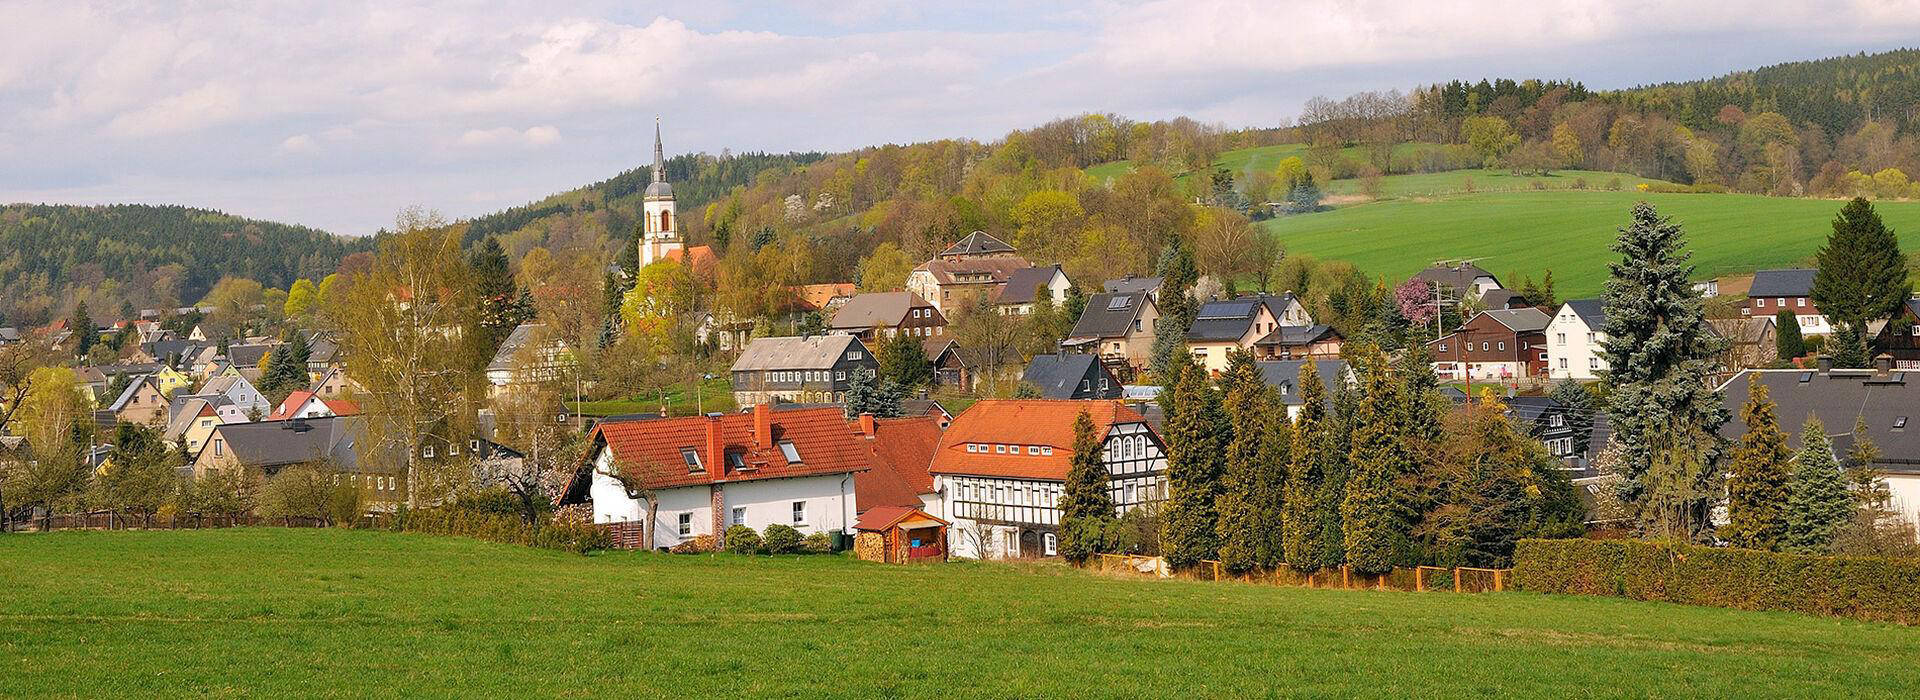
[570,376,735,417]
[4,530,1918,697]
[1085,142,1440,184]
[1319,169,1672,199]
[1263,190,1920,297]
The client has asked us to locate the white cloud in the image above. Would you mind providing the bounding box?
[456,125,562,148]
[279,134,317,154]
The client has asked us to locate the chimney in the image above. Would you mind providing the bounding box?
[754,403,773,449]
[1874,353,1895,377]
[1816,355,1834,374]
[705,414,724,474]
[859,412,876,437]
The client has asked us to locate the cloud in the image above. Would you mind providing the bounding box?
[456,125,562,148]
[279,134,317,154]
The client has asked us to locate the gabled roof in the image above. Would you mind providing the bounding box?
[487,323,546,372]
[1256,293,1301,320]
[1188,295,1291,342]
[1102,276,1163,295]
[225,343,279,368]
[1476,308,1552,333]
[796,283,857,311]
[661,245,719,276]
[852,415,944,511]
[830,292,940,330]
[730,335,868,372]
[853,505,948,532]
[1187,316,1255,342]
[1255,360,1351,406]
[162,399,215,441]
[928,400,1146,480]
[1748,269,1817,297]
[1254,324,1340,347]
[1561,299,1605,328]
[1479,289,1530,310]
[911,257,1034,286]
[1020,354,1119,399]
[207,416,370,472]
[992,265,1064,305]
[586,406,871,491]
[267,391,318,420]
[1413,262,1499,291]
[940,231,1015,258]
[1067,292,1154,341]
[107,375,160,412]
[1720,368,1920,473]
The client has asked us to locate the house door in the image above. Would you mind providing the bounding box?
[1018,529,1040,558]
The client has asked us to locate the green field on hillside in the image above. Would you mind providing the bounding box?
[1320,169,1673,199]
[1086,142,1440,184]
[4,530,1917,696]
[1263,190,1920,297]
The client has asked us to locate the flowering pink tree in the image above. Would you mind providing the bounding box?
[1394,278,1436,326]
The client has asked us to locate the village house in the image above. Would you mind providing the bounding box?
[1429,308,1552,381]
[1252,324,1343,361]
[992,264,1072,316]
[106,375,170,427]
[310,366,357,401]
[162,397,239,457]
[266,390,361,421]
[828,292,947,342]
[905,231,1041,315]
[190,415,384,491]
[559,404,868,550]
[1186,294,1312,374]
[1546,299,1609,380]
[1020,352,1122,400]
[1414,261,1502,299]
[484,323,571,396]
[1745,268,1830,335]
[192,374,272,419]
[1062,291,1159,374]
[795,283,857,314]
[1708,316,1780,369]
[1505,396,1609,467]
[930,400,1166,559]
[1719,359,1920,530]
[729,335,878,406]
[850,412,945,516]
[1872,299,1920,369]
[1102,275,1163,302]
[1255,359,1353,421]
[922,337,977,393]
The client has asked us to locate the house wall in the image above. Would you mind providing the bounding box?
[1189,341,1241,374]
[1546,312,1608,380]
[935,423,1165,559]
[1747,296,1830,335]
[1886,473,1920,532]
[586,447,855,548]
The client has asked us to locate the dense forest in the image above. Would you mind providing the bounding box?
[0,204,370,327]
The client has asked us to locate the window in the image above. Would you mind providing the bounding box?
[1587,332,1597,343]
[1558,358,1568,369]
[835,370,846,381]
[1556,333,1565,344]
[1041,446,1053,456]
[470,439,481,452]
[1896,416,1909,430]
[1080,379,1090,392]
[1044,533,1058,556]
[1481,341,1489,351]
[1026,446,1039,455]
[995,486,1006,502]
[677,513,692,536]
[995,444,1006,454]
[1438,343,1448,353]
[779,441,802,463]
[1124,483,1136,502]
[1589,357,1600,369]
[967,443,979,453]
[848,350,864,360]
[733,506,747,525]
[200,419,212,428]
[1797,298,1806,307]
[680,447,703,471]
[1497,341,1506,351]
[449,442,460,456]
[727,452,746,470]
[1550,414,1564,427]
[421,444,434,459]
[1776,297,1785,307]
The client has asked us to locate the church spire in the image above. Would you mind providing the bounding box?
[652,117,665,184]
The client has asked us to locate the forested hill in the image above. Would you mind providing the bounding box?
[0,203,369,326]
[1608,49,1920,137]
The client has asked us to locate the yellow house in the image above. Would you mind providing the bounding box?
[153,366,192,397]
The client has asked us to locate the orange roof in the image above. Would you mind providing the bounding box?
[852,415,943,511]
[266,390,316,421]
[797,283,857,311]
[854,505,948,532]
[590,406,869,490]
[662,245,719,277]
[322,399,361,416]
[928,399,1144,480]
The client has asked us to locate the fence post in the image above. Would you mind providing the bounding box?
[1453,568,1462,593]
[1494,570,1505,592]
[1341,565,1351,590]
[1416,567,1426,592]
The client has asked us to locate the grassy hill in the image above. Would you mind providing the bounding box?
[4,529,1918,696]
[1263,190,1920,297]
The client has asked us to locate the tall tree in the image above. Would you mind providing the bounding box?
[1784,418,1851,554]
[1425,393,1585,567]
[1548,379,1596,458]
[1812,198,1909,345]
[1283,358,1341,573]
[877,331,933,390]
[1342,344,1415,574]
[1160,360,1225,570]
[92,422,182,516]
[1058,410,1116,565]
[1773,309,1804,361]
[1721,375,1793,550]
[842,371,902,419]
[70,302,96,357]
[1216,351,1289,574]
[257,331,312,399]
[1148,236,1198,384]
[1599,203,1728,540]
[471,236,529,355]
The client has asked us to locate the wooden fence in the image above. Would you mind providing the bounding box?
[3,510,387,533]
[1094,554,1509,593]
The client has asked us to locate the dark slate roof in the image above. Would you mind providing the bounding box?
[731,335,867,372]
[940,231,1016,257]
[147,339,208,364]
[1254,324,1339,347]
[994,266,1062,305]
[1720,369,1920,473]
[1748,269,1817,297]
[1067,292,1151,341]
[1187,297,1268,342]
[1257,293,1301,321]
[1103,276,1163,295]
[0,327,23,342]
[1020,353,1118,399]
[1563,299,1605,328]
[226,343,279,368]
[1255,360,1350,406]
[212,415,372,472]
[1480,289,1529,310]
[1478,308,1552,333]
[1413,263,1498,292]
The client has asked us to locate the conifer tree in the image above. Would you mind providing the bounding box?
[1059,410,1115,565]
[1599,203,1729,539]
[258,331,313,397]
[71,302,96,356]
[1148,237,1198,384]
[1721,375,1792,550]
[1784,419,1852,554]
[1160,360,1225,570]
[1844,414,1891,509]
[1772,309,1803,361]
[1216,351,1288,573]
[1283,358,1339,572]
[877,331,933,389]
[1828,322,1869,369]
[1548,378,1595,457]
[471,236,523,354]
[1812,197,1910,344]
[1341,344,1414,575]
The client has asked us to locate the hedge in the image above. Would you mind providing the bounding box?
[1514,539,1920,625]
[393,509,611,554]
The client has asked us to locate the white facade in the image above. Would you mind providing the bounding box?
[1886,473,1920,533]
[639,121,682,267]
[935,422,1166,560]
[905,269,943,314]
[1545,304,1608,380]
[999,268,1073,315]
[585,448,855,550]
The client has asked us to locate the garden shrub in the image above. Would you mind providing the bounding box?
[803,531,833,554]
[395,508,609,554]
[762,524,803,554]
[725,525,763,554]
[1514,538,1920,625]
[670,535,718,554]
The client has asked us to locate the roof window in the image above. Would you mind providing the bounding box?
[680,447,703,472]
[779,441,802,463]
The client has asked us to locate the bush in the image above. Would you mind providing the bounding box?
[725,525,763,554]
[670,535,718,554]
[1530,179,1547,190]
[803,531,833,553]
[1571,178,1588,190]
[395,508,609,554]
[1605,177,1622,191]
[763,524,803,554]
[1513,539,1920,625]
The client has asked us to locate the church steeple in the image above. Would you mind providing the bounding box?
[652,117,665,184]
[640,117,680,267]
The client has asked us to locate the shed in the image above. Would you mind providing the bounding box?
[853,506,949,564]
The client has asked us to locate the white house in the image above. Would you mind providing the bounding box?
[559,404,866,550]
[1546,299,1610,381]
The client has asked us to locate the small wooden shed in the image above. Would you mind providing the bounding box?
[853,506,949,564]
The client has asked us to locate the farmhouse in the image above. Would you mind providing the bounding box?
[829,292,946,342]
[905,232,1040,315]
[1429,308,1551,381]
[930,400,1165,559]
[562,404,867,551]
[729,335,877,406]
[1745,269,1830,335]
[1062,291,1158,373]
[1185,294,1312,374]
[1546,299,1609,380]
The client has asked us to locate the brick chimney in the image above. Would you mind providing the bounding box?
[705,414,724,474]
[1874,353,1895,377]
[859,412,876,437]
[754,403,773,449]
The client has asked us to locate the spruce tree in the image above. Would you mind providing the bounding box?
[1784,419,1852,554]
[1844,415,1891,509]
[1148,237,1198,384]
[1160,360,1225,570]
[1283,358,1338,573]
[1812,197,1910,342]
[1598,203,1729,539]
[471,236,522,353]
[71,302,96,356]
[1829,322,1868,369]
[1548,378,1595,457]
[1721,375,1792,550]
[1058,410,1116,565]
[1341,344,1414,575]
[258,331,313,398]
[1772,309,1803,362]
[877,331,933,389]
[1216,351,1289,574]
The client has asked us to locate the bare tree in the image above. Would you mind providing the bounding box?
[0,337,53,436]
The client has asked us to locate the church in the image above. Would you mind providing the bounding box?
[638,120,716,272]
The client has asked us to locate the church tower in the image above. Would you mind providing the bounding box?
[639,118,682,267]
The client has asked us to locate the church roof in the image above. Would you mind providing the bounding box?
[646,119,673,199]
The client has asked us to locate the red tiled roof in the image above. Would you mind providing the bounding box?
[852,415,943,511]
[663,245,719,277]
[854,505,948,532]
[266,391,316,421]
[590,406,869,490]
[796,283,856,311]
[322,399,361,416]
[927,399,1143,480]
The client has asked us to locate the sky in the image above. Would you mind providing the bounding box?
[3,1,1919,235]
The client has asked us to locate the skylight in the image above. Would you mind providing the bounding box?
[1107,296,1132,310]
[779,441,802,463]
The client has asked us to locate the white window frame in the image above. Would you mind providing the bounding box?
[733,506,746,525]
[677,513,692,536]
[792,501,806,525]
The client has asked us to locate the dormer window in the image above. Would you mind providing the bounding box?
[727,452,747,470]
[680,447,703,472]
[778,441,802,463]
[421,445,435,459]
[1896,416,1909,431]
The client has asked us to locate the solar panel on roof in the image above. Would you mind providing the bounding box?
[1199,300,1257,319]
[1107,296,1133,310]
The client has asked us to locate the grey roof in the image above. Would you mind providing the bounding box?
[830,292,937,331]
[1103,276,1163,295]
[1254,324,1339,347]
[1563,299,1605,328]
[1020,353,1119,399]
[147,338,206,364]
[0,327,20,342]
[487,323,545,372]
[304,332,339,365]
[1480,289,1529,310]
[1256,293,1301,321]
[940,231,1015,258]
[995,266,1063,305]
[1720,368,1920,473]
[1413,263,1498,292]
[226,342,279,368]
[163,398,214,441]
[1256,360,1351,406]
[1067,292,1152,340]
[1188,297,1278,342]
[1478,307,1552,333]
[1748,269,1817,297]
[107,375,157,412]
[97,363,163,377]
[731,335,868,372]
[211,415,372,472]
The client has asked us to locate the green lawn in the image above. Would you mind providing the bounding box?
[1320,169,1672,199]
[1263,190,1920,297]
[571,376,735,417]
[4,530,1917,697]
